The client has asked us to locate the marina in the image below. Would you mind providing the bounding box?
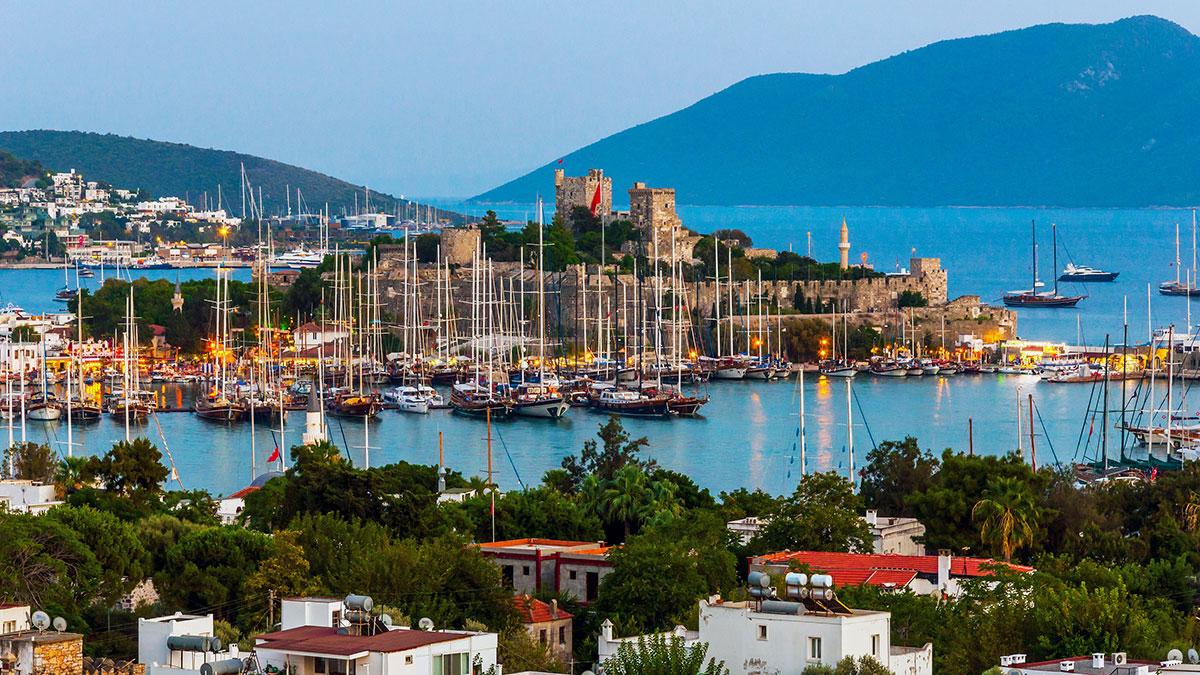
[6,203,1200,497]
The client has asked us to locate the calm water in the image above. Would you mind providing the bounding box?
[12,205,1196,497]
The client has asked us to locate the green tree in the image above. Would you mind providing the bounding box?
[972,477,1038,561]
[243,530,321,605]
[0,509,101,618]
[897,290,928,308]
[496,625,566,674]
[156,526,274,627]
[600,634,728,675]
[858,437,938,516]
[5,441,56,482]
[752,473,872,554]
[84,437,169,499]
[560,416,654,493]
[597,513,736,634]
[44,505,150,606]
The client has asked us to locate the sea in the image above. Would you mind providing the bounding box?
[8,205,1197,498]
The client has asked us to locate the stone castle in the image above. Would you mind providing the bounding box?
[554,168,612,224]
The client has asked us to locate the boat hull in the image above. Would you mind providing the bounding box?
[513,397,570,419]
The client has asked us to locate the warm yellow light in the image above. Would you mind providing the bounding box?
[218,226,230,237]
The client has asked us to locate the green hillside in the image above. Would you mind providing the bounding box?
[0,150,45,188]
[0,130,462,221]
[476,16,1200,207]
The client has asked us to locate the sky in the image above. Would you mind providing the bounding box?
[2,1,1200,199]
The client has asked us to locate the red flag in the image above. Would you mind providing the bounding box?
[267,446,281,463]
[557,158,564,165]
[1151,467,1158,482]
[589,182,602,215]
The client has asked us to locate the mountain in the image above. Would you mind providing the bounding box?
[0,130,460,220]
[0,150,45,188]
[475,16,1200,207]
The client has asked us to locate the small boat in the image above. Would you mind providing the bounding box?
[511,383,570,419]
[1058,263,1118,282]
[870,360,907,377]
[53,287,79,304]
[328,391,382,418]
[450,383,510,418]
[68,400,103,422]
[591,387,671,417]
[1159,280,1200,297]
[26,398,62,421]
[385,385,443,414]
[78,267,95,278]
[819,360,857,378]
[194,395,246,422]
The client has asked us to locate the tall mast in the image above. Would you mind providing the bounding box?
[1052,223,1059,297]
[537,198,546,381]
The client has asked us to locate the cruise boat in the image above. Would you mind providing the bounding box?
[53,287,79,304]
[271,246,326,269]
[1058,263,1118,282]
[383,385,443,414]
[449,382,510,418]
[819,359,857,378]
[590,385,671,417]
[194,393,246,422]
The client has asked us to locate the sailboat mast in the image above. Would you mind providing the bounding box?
[1052,223,1059,297]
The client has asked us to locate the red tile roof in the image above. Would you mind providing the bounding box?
[479,538,598,549]
[756,551,1032,588]
[256,625,465,656]
[224,485,260,500]
[513,596,571,624]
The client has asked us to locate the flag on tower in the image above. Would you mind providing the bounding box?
[589,182,603,215]
[267,446,281,463]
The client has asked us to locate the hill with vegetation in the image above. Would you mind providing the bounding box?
[0,149,45,188]
[0,130,462,220]
[476,16,1200,207]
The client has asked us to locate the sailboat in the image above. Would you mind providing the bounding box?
[108,287,155,422]
[1003,221,1085,307]
[511,198,569,419]
[1159,212,1200,297]
[819,300,857,378]
[194,267,246,422]
[25,341,62,421]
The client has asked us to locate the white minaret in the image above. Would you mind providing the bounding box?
[838,217,851,270]
[301,385,325,445]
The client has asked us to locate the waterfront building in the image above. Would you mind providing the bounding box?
[476,538,614,603]
[596,595,932,675]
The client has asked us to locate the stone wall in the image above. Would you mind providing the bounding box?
[0,633,85,675]
[628,182,684,261]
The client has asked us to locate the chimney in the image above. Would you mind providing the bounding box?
[1091,653,1104,669]
[600,618,613,643]
[865,509,878,526]
[937,550,951,591]
[550,599,558,619]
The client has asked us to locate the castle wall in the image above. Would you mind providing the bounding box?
[554,169,612,226]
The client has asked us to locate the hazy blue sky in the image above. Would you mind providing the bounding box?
[2,1,1199,198]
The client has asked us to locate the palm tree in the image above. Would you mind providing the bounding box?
[54,455,92,498]
[604,464,652,539]
[971,476,1038,561]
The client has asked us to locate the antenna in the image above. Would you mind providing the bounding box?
[418,617,434,631]
[1168,649,1184,663]
[31,611,50,631]
[52,617,67,632]
[1188,648,1198,664]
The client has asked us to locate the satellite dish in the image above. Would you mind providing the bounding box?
[1168,649,1184,662]
[379,614,393,627]
[52,617,67,632]
[417,617,434,631]
[31,611,50,631]
[1188,648,1199,664]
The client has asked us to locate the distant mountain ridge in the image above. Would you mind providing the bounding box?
[475,16,1200,207]
[0,130,458,220]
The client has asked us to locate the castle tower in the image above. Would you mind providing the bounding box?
[838,217,851,270]
[301,383,325,445]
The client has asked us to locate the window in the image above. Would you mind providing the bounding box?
[502,565,514,588]
[331,610,341,627]
[539,629,547,645]
[433,653,469,675]
[1,620,15,633]
[568,570,577,580]
[522,565,530,576]
[314,658,326,674]
[809,637,822,660]
[757,625,768,641]
[405,656,413,665]
[872,634,880,657]
[558,626,566,645]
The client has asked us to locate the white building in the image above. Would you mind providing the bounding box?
[293,322,352,351]
[0,604,30,634]
[597,595,932,675]
[864,510,926,556]
[138,611,240,675]
[996,651,1162,674]
[0,480,62,514]
[254,596,499,675]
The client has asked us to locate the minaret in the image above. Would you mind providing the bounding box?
[301,383,325,445]
[838,217,851,270]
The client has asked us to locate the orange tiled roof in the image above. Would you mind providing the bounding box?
[757,550,1032,586]
[513,595,571,623]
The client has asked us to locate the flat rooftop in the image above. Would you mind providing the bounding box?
[477,538,605,554]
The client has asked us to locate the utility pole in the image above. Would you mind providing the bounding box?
[268,589,275,628]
